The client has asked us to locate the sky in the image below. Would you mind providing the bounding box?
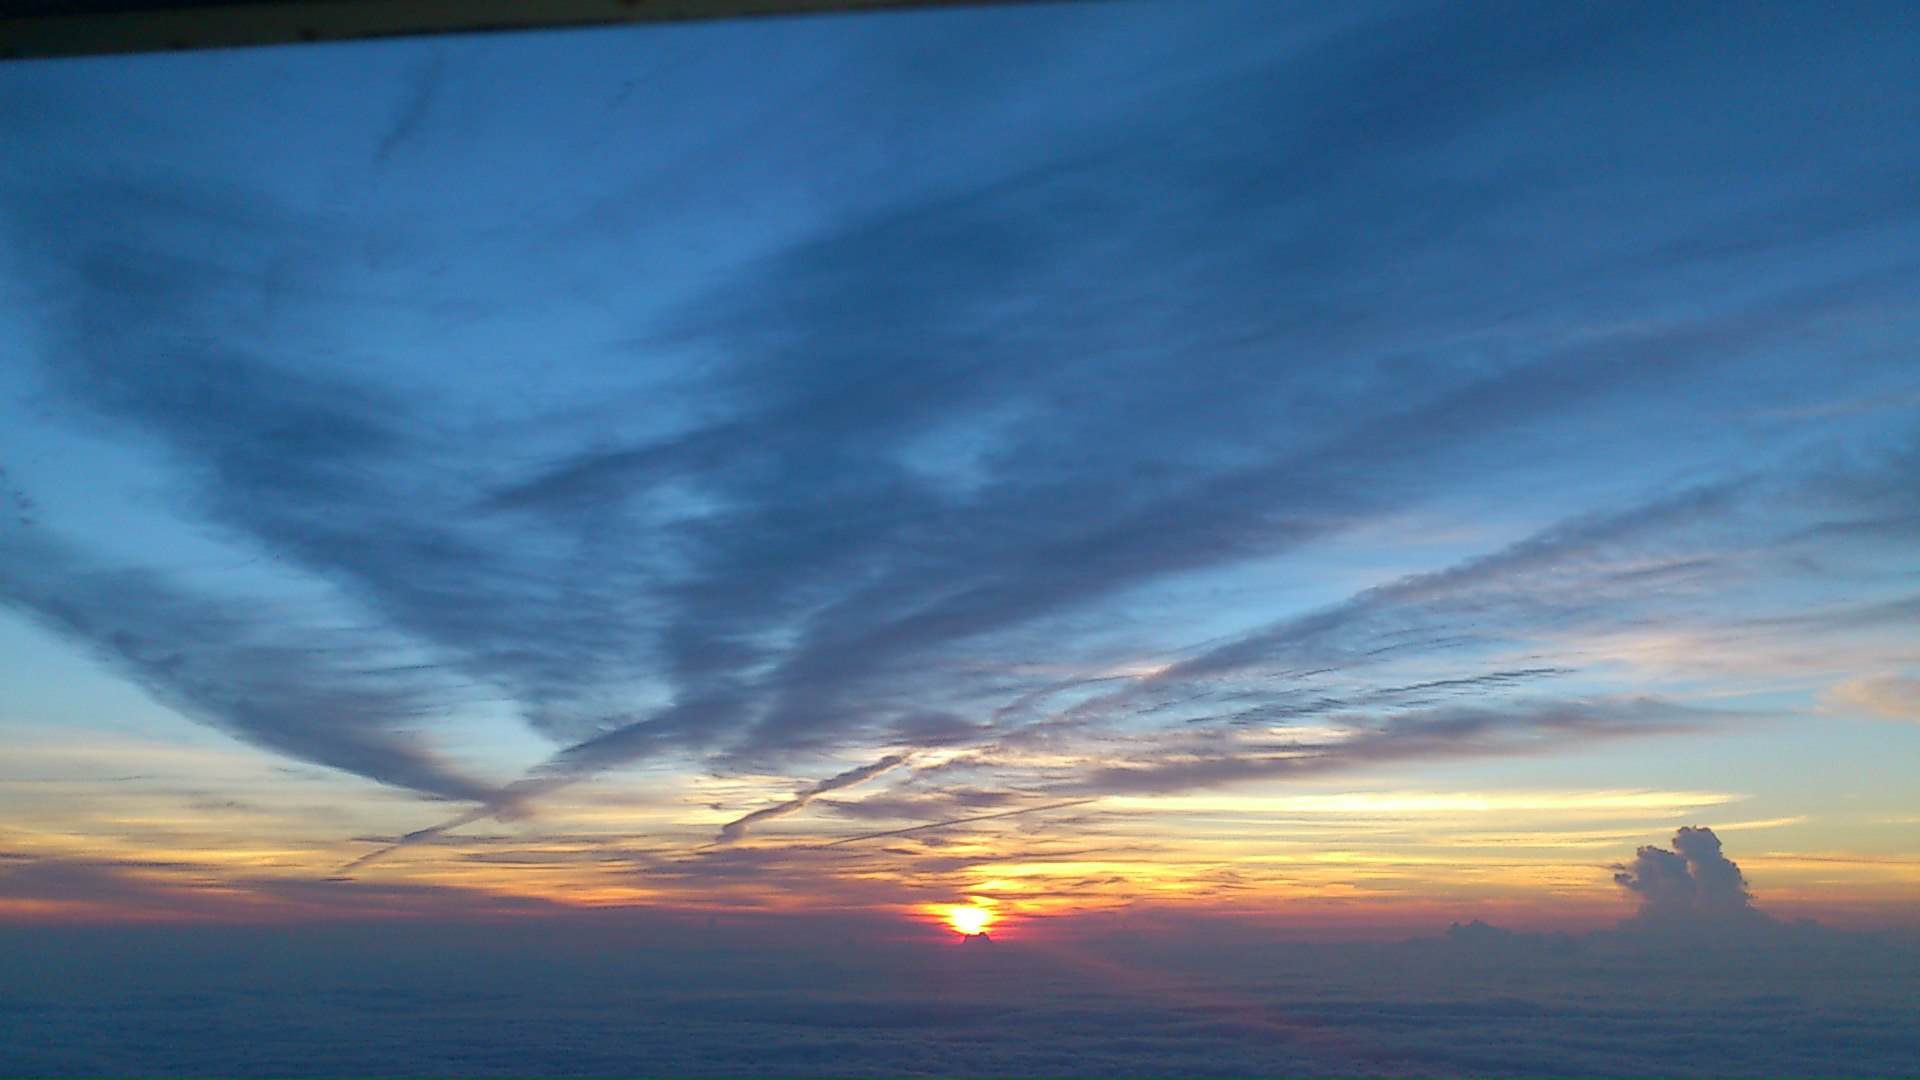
[1,0,1917,948]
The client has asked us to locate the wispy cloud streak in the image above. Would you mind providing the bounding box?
[0,0,1914,870]
[0,527,493,802]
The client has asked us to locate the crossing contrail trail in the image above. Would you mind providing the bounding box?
[815,798,1100,848]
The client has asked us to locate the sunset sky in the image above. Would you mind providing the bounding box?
[1,0,1917,940]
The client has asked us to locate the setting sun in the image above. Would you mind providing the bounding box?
[945,905,996,937]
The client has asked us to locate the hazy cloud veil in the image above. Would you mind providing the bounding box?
[0,1,1916,867]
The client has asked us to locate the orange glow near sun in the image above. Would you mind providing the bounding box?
[945,904,995,936]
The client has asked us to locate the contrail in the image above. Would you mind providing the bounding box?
[332,804,496,876]
[814,798,1099,847]
[333,773,562,876]
[716,752,911,844]
[336,746,911,873]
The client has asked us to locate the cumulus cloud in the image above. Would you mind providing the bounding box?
[1613,826,1761,927]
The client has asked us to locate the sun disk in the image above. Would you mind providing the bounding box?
[945,904,995,936]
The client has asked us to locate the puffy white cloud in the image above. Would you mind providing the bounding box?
[1612,825,1764,929]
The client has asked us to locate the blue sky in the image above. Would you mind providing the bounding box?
[0,0,1916,927]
